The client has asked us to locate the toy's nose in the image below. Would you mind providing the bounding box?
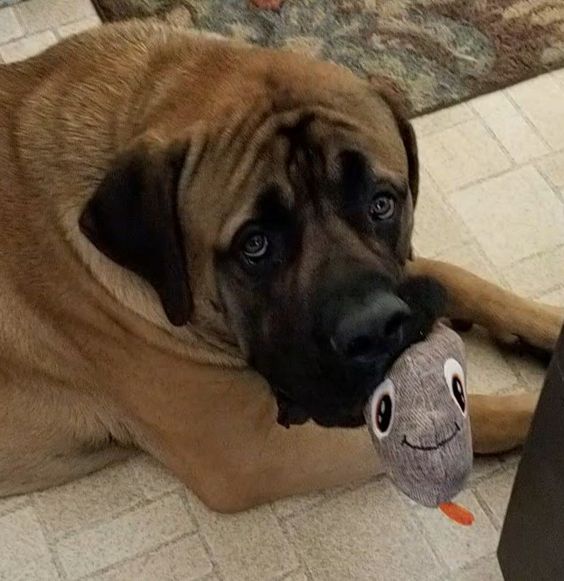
[331,292,412,364]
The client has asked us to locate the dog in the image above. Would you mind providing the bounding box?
[0,19,562,512]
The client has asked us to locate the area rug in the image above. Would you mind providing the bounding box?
[92,0,564,115]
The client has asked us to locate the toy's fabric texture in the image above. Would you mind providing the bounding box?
[365,323,472,508]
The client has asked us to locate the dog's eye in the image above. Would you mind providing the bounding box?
[369,194,395,221]
[241,232,270,263]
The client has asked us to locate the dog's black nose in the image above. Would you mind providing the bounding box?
[331,292,411,363]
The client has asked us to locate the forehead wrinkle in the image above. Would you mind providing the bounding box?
[216,150,296,251]
[213,99,396,252]
[217,110,321,248]
[214,101,276,167]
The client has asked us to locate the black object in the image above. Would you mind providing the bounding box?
[498,327,564,580]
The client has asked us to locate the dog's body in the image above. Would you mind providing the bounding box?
[1,21,562,512]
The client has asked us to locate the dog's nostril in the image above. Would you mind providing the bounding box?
[330,293,412,362]
[345,335,374,360]
[383,312,410,339]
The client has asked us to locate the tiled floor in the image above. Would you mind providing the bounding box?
[1,1,563,579]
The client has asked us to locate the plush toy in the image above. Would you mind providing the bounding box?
[365,323,474,525]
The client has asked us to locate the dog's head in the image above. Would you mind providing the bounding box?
[80,44,445,428]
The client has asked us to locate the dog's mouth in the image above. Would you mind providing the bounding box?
[401,422,461,451]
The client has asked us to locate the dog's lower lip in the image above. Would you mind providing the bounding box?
[402,422,461,451]
[312,411,365,428]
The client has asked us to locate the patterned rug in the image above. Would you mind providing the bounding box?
[92,0,564,115]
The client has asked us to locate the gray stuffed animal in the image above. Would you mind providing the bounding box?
[365,323,474,524]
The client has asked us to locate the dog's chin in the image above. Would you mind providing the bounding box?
[311,412,366,428]
[275,391,368,429]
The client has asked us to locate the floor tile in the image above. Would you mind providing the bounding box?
[0,30,56,62]
[286,480,443,581]
[552,68,564,89]
[129,454,182,500]
[283,571,309,581]
[536,150,564,190]
[450,166,564,268]
[188,492,299,581]
[413,490,498,571]
[0,7,23,44]
[507,75,564,151]
[418,120,512,192]
[15,0,96,34]
[470,92,515,119]
[476,99,549,164]
[271,490,327,520]
[542,287,564,306]
[435,242,505,286]
[56,493,195,580]
[0,507,58,580]
[475,466,517,529]
[460,328,521,395]
[412,103,475,137]
[56,15,100,38]
[413,171,472,258]
[33,462,143,537]
[90,535,213,581]
[466,457,503,486]
[503,245,564,297]
[450,554,503,581]
[0,494,28,517]
[506,352,547,393]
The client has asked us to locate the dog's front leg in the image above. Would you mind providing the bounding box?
[151,406,384,513]
[148,391,534,513]
[408,257,564,352]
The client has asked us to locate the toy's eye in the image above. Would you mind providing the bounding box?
[444,358,467,416]
[370,379,395,439]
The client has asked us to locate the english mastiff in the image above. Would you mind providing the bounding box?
[0,20,561,512]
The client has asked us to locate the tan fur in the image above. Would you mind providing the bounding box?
[0,21,561,512]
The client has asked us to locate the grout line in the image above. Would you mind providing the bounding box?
[12,3,94,37]
[10,1,25,33]
[51,487,180,544]
[0,495,30,518]
[80,531,202,581]
[535,156,564,202]
[179,489,226,581]
[500,242,564,294]
[504,83,564,153]
[276,515,316,581]
[504,93,553,152]
[272,567,304,581]
[52,26,64,41]
[420,160,510,196]
[0,6,24,44]
[472,488,499,529]
[270,492,329,522]
[29,494,69,580]
[470,91,553,160]
[394,489,451,575]
[471,107,519,168]
[420,140,564,198]
[412,109,476,138]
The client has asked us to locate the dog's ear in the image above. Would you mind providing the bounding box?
[368,78,419,206]
[79,140,192,326]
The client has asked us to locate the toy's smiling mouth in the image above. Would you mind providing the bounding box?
[402,422,461,451]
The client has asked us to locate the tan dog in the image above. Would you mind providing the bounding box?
[0,20,562,512]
